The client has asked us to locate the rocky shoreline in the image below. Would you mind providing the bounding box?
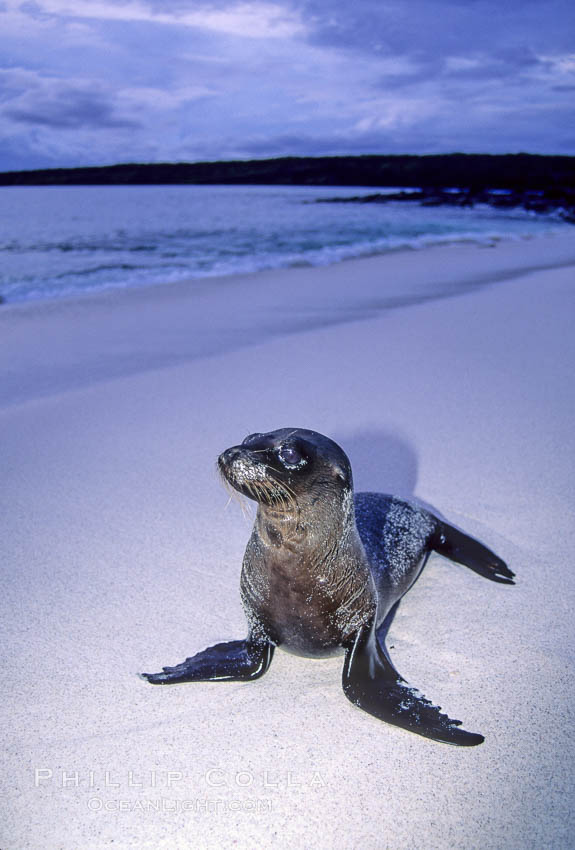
[315,188,575,222]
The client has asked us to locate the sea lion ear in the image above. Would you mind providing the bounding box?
[332,463,348,483]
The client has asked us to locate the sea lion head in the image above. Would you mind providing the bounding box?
[218,428,353,514]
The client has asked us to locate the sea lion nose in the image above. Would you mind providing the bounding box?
[218,446,242,468]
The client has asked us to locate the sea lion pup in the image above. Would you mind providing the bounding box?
[142,428,514,746]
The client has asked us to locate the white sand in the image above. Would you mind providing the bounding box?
[2,231,575,849]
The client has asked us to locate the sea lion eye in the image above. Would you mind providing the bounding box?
[278,445,303,467]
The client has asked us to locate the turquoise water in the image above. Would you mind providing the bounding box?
[0,183,568,303]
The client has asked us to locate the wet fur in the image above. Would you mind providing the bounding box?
[142,428,514,746]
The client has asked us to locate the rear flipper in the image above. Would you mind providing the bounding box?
[141,637,274,684]
[433,521,515,584]
[343,621,484,746]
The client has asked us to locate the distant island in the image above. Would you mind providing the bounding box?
[1,154,573,220]
[0,153,573,189]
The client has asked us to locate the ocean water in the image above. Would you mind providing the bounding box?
[0,183,568,304]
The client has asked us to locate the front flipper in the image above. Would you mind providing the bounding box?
[342,622,484,746]
[141,637,274,685]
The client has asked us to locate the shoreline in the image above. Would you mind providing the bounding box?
[2,229,575,410]
[3,224,574,312]
[1,187,570,308]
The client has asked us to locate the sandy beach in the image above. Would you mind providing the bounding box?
[2,231,575,849]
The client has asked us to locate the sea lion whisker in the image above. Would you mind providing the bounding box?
[246,465,297,512]
[218,468,253,518]
[265,470,298,505]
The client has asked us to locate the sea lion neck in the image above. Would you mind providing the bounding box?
[254,501,304,549]
[254,485,356,552]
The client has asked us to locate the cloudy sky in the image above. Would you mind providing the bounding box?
[1,0,574,170]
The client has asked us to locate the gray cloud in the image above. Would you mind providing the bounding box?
[293,0,575,56]
[0,70,140,131]
[0,0,573,169]
[6,87,140,130]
